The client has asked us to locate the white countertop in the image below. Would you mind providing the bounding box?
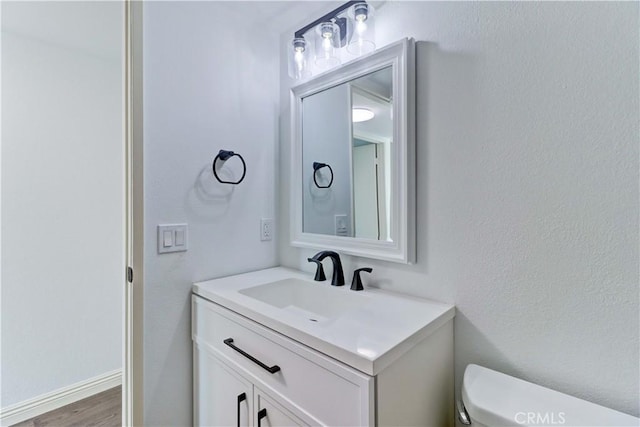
[192,267,455,376]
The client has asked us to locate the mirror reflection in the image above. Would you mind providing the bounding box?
[302,67,393,241]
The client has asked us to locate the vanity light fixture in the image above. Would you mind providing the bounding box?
[287,1,376,80]
[352,108,375,122]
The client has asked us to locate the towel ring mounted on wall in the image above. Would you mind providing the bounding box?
[313,162,333,188]
[213,150,247,185]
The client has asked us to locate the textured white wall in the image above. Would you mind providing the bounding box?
[280,1,639,417]
[1,2,123,408]
[142,2,282,425]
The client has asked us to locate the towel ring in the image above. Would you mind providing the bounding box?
[313,162,333,189]
[213,150,246,185]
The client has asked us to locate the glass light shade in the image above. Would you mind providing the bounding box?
[288,37,311,80]
[347,2,375,56]
[315,22,341,69]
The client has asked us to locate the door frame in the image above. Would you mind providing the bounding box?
[123,0,144,425]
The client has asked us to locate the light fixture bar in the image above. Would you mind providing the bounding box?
[293,1,363,39]
[287,1,375,80]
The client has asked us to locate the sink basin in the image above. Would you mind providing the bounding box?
[239,278,367,322]
[193,267,455,375]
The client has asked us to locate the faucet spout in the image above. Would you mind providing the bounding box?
[308,251,345,286]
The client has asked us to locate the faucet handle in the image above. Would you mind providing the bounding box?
[307,258,327,281]
[351,267,373,291]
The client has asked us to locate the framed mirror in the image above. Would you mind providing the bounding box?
[290,38,415,263]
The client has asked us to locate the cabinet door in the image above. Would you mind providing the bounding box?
[254,389,307,427]
[195,345,253,427]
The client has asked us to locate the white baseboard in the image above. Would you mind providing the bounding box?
[0,369,122,426]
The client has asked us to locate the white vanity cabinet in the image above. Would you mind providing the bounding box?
[192,267,455,427]
[193,297,373,426]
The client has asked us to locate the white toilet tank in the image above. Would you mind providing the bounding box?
[461,364,639,427]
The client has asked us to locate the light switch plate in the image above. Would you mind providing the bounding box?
[158,224,188,253]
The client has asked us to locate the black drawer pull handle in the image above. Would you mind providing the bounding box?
[223,338,281,374]
[257,408,267,427]
[237,393,246,427]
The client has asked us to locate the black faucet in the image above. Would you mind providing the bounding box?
[307,251,345,286]
[350,267,373,291]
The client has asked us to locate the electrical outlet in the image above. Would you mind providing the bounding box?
[261,218,274,241]
[335,214,348,236]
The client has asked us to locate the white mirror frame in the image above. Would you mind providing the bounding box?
[290,38,416,264]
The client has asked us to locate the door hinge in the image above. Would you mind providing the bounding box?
[127,266,134,283]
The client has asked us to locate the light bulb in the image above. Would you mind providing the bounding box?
[294,50,304,68]
[322,36,332,51]
[356,20,367,35]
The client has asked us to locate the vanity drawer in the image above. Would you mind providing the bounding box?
[192,295,373,427]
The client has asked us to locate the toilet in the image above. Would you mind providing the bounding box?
[459,364,639,426]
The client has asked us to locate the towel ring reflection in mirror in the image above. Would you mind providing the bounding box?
[313,162,333,188]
